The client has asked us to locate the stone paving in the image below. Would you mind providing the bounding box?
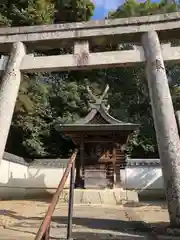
[0,200,172,239]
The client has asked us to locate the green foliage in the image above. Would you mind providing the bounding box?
[2,0,94,157]
[106,0,179,157]
[106,67,158,157]
[55,0,95,23]
[108,0,177,18]
[8,74,51,157]
[0,0,55,27]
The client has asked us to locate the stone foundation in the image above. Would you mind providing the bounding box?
[0,187,139,205]
[59,188,139,205]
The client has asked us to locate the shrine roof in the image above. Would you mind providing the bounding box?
[58,85,139,132]
[58,124,138,132]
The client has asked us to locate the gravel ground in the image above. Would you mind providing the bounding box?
[0,200,169,239]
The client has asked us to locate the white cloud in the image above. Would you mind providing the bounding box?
[92,0,124,10]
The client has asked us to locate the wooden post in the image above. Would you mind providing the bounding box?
[114,143,121,188]
[75,157,81,188]
[80,137,85,188]
[142,30,180,226]
[0,42,26,163]
[42,225,50,240]
[67,160,75,240]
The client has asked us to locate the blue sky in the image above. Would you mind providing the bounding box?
[92,0,124,19]
[92,0,160,20]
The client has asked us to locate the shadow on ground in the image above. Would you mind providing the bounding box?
[2,214,169,239]
[122,201,167,209]
[52,216,168,234]
[51,232,151,240]
[0,204,170,240]
[0,227,153,240]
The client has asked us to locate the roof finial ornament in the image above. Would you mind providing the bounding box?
[86,85,98,103]
[100,84,109,102]
[86,84,110,111]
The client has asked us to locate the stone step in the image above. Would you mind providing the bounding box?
[59,189,139,205]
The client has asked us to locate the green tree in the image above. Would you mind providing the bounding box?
[3,0,95,157]
[0,0,55,27]
[106,0,178,157]
[55,0,94,23]
[108,0,176,19]
[7,74,51,157]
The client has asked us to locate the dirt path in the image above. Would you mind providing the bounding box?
[0,200,169,239]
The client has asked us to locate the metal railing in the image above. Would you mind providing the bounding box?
[34,149,78,240]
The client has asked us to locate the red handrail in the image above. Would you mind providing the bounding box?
[34,150,78,240]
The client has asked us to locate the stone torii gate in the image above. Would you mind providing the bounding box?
[0,12,180,226]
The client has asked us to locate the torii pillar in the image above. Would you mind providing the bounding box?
[142,31,180,226]
[0,42,26,162]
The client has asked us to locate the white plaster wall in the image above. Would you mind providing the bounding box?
[0,158,28,199]
[0,158,27,186]
[120,166,164,193]
[0,159,70,189]
[0,158,71,199]
[0,157,164,199]
[27,166,70,188]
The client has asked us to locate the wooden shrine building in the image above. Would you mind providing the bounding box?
[59,85,138,189]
